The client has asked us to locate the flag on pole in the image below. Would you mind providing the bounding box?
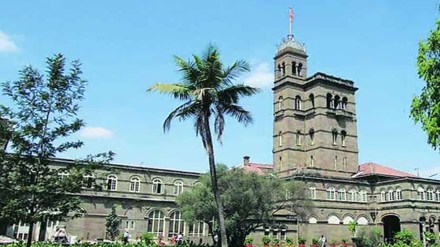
[289,7,293,22]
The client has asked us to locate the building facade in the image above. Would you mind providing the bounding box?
[3,32,440,245]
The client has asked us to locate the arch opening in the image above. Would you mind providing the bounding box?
[382,215,401,243]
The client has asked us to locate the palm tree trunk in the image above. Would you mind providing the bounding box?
[203,117,228,247]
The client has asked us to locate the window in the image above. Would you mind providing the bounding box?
[348,189,357,202]
[168,211,184,237]
[436,190,440,201]
[147,210,165,236]
[58,172,69,180]
[152,178,163,194]
[380,190,386,202]
[309,129,315,145]
[278,96,283,111]
[332,130,338,145]
[292,61,297,75]
[359,190,367,202]
[334,156,338,170]
[396,189,403,200]
[342,97,348,110]
[189,221,205,237]
[309,94,315,108]
[327,215,340,225]
[279,157,283,170]
[83,174,95,188]
[341,131,347,146]
[326,187,335,200]
[298,63,303,76]
[343,216,354,225]
[427,189,434,201]
[294,96,302,110]
[281,62,286,76]
[309,187,316,199]
[296,131,301,146]
[107,175,117,191]
[338,188,346,201]
[334,95,340,109]
[278,131,283,147]
[326,93,333,108]
[342,157,347,171]
[309,155,314,167]
[125,221,135,230]
[173,180,184,195]
[130,177,141,192]
[387,189,394,201]
[308,217,318,224]
[357,217,369,225]
[417,187,425,200]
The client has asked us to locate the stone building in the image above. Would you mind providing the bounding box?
[3,32,440,245]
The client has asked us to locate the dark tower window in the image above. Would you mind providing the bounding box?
[278,96,284,111]
[341,130,347,146]
[296,130,301,146]
[326,93,333,108]
[342,97,348,110]
[278,131,283,147]
[298,63,303,76]
[309,129,315,145]
[334,95,340,109]
[281,62,286,76]
[294,96,302,110]
[332,129,338,145]
[277,64,281,78]
[292,61,297,75]
[309,94,315,108]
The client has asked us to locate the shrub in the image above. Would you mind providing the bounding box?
[285,237,294,245]
[298,237,306,244]
[394,229,414,245]
[263,236,272,245]
[312,238,319,245]
[245,237,254,244]
[142,232,155,245]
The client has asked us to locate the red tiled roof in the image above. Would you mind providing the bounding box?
[353,162,416,178]
[241,163,273,175]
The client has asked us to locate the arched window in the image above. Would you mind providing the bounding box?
[387,189,394,201]
[417,187,425,200]
[334,95,340,109]
[436,189,440,201]
[327,215,340,225]
[147,210,165,236]
[309,187,316,199]
[308,216,318,224]
[174,180,184,195]
[338,188,347,201]
[189,221,205,237]
[298,63,303,76]
[278,96,283,111]
[359,190,368,202]
[396,188,403,200]
[309,129,315,145]
[294,96,302,110]
[277,64,281,78]
[380,190,386,202]
[292,61,297,75]
[278,131,283,147]
[130,177,141,192]
[357,217,368,225]
[107,175,117,191]
[168,211,184,237]
[326,93,333,108]
[309,94,315,108]
[332,130,338,145]
[427,189,434,201]
[343,216,354,225]
[309,155,315,167]
[334,156,338,170]
[348,189,357,201]
[342,97,348,110]
[341,130,347,146]
[296,130,301,146]
[152,178,163,194]
[281,62,286,76]
[326,187,335,200]
[83,174,95,189]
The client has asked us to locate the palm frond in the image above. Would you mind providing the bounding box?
[217,84,260,104]
[222,104,253,126]
[214,104,225,143]
[147,83,193,101]
[174,56,201,86]
[222,60,250,86]
[163,100,196,132]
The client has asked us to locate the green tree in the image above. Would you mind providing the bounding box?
[176,165,309,247]
[105,205,121,241]
[148,46,259,247]
[411,12,440,150]
[0,54,114,247]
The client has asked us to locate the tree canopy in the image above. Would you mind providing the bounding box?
[0,54,113,246]
[176,165,310,247]
[411,13,440,150]
[148,45,259,247]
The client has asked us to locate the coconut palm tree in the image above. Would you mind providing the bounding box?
[148,46,259,247]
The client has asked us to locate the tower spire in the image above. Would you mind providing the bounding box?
[288,7,294,40]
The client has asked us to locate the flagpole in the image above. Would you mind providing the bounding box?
[289,7,293,40]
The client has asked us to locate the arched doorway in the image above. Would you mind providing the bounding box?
[382,215,401,243]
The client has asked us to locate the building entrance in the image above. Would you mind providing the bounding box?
[382,215,401,243]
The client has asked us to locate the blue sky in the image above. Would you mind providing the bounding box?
[0,1,438,177]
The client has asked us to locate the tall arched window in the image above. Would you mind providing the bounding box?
[278,96,283,111]
[387,189,394,201]
[189,221,205,237]
[427,188,434,201]
[380,190,386,202]
[168,211,184,237]
[298,63,303,76]
[332,130,338,145]
[348,189,357,201]
[436,190,440,201]
[152,178,163,194]
[107,175,117,191]
[338,188,347,201]
[281,62,286,76]
[147,210,165,236]
[396,188,403,200]
[334,95,340,109]
[278,131,283,147]
[309,94,315,108]
[309,187,316,199]
[296,130,301,146]
[326,93,333,108]
[174,180,184,195]
[309,129,315,145]
[334,156,338,170]
[292,61,297,75]
[417,187,425,200]
[341,130,347,146]
[326,187,336,200]
[342,97,348,110]
[130,177,141,192]
[294,96,302,110]
[309,155,314,167]
[359,190,367,202]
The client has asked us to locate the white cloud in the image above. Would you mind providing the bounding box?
[243,62,273,89]
[0,31,19,52]
[80,127,114,139]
